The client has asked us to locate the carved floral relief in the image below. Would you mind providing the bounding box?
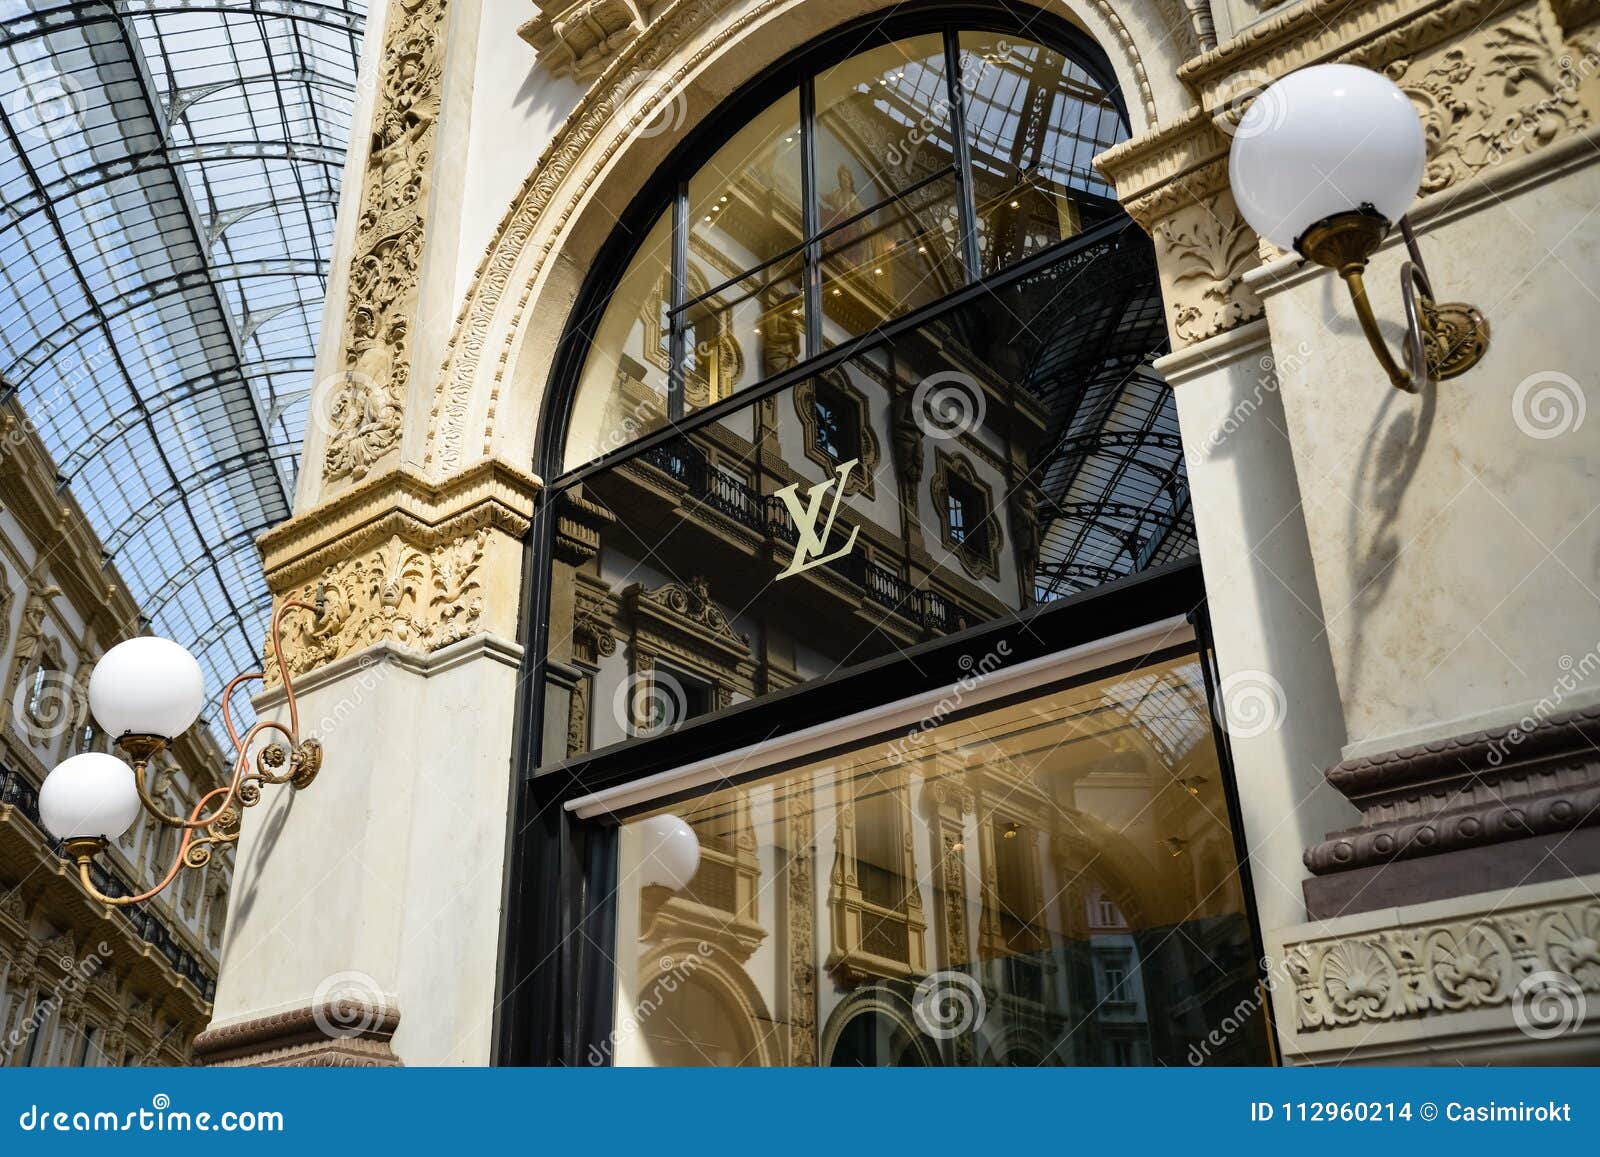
[1154,192,1264,347]
[1283,897,1600,1032]
[323,0,448,485]
[265,528,488,682]
[1388,5,1599,196]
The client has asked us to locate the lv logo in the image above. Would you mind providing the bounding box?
[773,458,861,580]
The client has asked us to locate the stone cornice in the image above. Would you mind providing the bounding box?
[259,458,543,593]
[194,999,401,1066]
[1099,0,1600,220]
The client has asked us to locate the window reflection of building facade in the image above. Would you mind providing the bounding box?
[611,657,1266,1066]
[530,20,1253,1068]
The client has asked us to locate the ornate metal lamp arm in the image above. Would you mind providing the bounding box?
[60,590,326,905]
[1298,212,1490,394]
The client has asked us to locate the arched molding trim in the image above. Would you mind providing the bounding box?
[819,983,943,1066]
[634,938,780,1065]
[425,0,1191,478]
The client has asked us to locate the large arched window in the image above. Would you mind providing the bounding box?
[560,25,1135,473]
[508,11,1264,1072]
[535,18,1191,759]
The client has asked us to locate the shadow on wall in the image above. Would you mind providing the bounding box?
[1343,360,1437,713]
[218,784,298,962]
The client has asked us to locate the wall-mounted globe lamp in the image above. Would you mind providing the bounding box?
[1228,63,1490,393]
[635,813,701,891]
[38,593,325,905]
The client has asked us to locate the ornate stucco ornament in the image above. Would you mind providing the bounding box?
[324,0,448,486]
[520,0,653,78]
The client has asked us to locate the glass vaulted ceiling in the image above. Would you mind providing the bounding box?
[0,0,364,734]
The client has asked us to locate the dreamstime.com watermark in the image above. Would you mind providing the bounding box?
[614,668,689,738]
[885,640,1011,764]
[1189,955,1589,1064]
[1188,953,1287,1065]
[310,970,394,1039]
[17,1095,284,1134]
[1485,641,1600,767]
[308,653,394,738]
[1213,669,1287,740]
[912,970,987,1039]
[588,942,715,1065]
[1512,971,1588,1040]
[11,669,88,745]
[910,371,986,441]
[1186,341,1314,469]
[878,45,1009,169]
[2,942,112,1062]
[1511,370,1587,440]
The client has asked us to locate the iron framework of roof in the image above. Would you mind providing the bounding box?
[0,0,365,735]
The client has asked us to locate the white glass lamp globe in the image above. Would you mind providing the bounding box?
[88,636,207,740]
[39,752,142,842]
[1229,64,1426,252]
[635,813,700,891]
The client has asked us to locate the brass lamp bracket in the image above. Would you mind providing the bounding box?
[1296,208,1489,393]
[68,595,328,908]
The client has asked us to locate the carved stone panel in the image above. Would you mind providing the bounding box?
[1153,190,1263,348]
[323,0,448,486]
[1386,3,1599,196]
[266,529,489,682]
[1279,893,1600,1037]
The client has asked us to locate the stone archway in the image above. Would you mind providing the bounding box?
[422,0,1196,481]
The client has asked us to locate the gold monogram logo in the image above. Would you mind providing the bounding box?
[773,459,861,580]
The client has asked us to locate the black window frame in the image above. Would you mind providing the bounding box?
[496,5,1270,1067]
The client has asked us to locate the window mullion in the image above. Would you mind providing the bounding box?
[943,25,983,281]
[668,181,689,421]
[799,73,823,358]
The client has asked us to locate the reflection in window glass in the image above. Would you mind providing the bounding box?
[559,29,1135,473]
[946,472,987,552]
[682,254,805,414]
[818,177,963,347]
[814,35,954,209]
[563,210,673,471]
[958,31,1127,275]
[541,228,1185,761]
[811,377,858,461]
[687,90,803,280]
[613,654,1269,1066]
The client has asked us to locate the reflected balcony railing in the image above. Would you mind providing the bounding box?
[638,439,960,633]
[0,763,218,1002]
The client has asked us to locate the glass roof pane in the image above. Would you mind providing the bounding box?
[0,0,366,742]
